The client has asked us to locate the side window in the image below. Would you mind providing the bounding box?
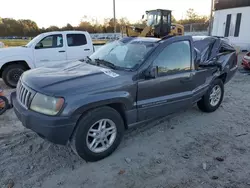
[36,34,63,49]
[163,15,170,24]
[67,34,87,47]
[154,41,191,76]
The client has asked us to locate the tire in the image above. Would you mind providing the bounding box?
[197,79,224,113]
[2,64,26,88]
[71,106,125,162]
[0,96,9,115]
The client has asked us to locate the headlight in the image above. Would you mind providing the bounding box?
[30,93,64,116]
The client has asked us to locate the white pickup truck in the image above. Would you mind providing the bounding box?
[0,31,94,87]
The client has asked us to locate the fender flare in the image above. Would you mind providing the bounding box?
[65,91,135,117]
[0,55,35,70]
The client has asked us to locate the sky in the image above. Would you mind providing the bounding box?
[1,0,212,28]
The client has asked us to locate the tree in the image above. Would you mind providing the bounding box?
[186,8,199,21]
[171,15,177,23]
[61,23,74,31]
[0,10,210,37]
[78,21,94,33]
[178,8,209,25]
[19,19,39,36]
[177,8,209,31]
[46,26,60,32]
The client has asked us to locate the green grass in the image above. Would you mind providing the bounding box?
[0,39,30,47]
[0,39,107,47]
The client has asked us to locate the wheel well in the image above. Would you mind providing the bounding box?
[0,61,30,78]
[69,103,128,141]
[108,103,128,129]
[218,73,227,83]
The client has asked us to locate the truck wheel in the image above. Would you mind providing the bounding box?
[197,79,224,113]
[2,64,26,88]
[71,106,125,162]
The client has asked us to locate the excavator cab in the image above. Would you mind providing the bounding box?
[145,9,172,37]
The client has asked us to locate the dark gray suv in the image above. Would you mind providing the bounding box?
[11,36,238,161]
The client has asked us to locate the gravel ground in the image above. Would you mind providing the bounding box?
[1,54,250,188]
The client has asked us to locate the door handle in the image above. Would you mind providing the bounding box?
[59,50,65,53]
[84,49,90,51]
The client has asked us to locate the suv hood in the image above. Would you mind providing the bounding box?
[21,60,129,95]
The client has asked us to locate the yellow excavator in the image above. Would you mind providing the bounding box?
[122,9,184,38]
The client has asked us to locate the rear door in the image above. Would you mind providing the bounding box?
[66,33,93,61]
[34,34,67,67]
[137,37,196,121]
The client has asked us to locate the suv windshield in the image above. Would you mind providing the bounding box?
[89,40,155,70]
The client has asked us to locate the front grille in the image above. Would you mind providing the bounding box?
[17,81,35,108]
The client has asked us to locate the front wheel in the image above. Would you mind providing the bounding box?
[197,79,224,113]
[2,64,26,88]
[71,107,125,162]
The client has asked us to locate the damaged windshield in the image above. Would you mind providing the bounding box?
[89,40,155,70]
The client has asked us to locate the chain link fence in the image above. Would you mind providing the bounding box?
[183,23,209,36]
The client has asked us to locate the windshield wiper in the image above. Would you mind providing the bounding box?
[94,58,117,70]
[85,56,93,63]
[81,56,96,65]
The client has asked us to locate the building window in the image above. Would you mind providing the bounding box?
[224,14,231,37]
[224,13,242,37]
[234,13,242,37]
[229,14,236,36]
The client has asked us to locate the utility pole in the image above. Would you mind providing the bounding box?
[113,0,116,36]
[209,0,214,36]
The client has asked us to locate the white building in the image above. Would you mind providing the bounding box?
[212,0,250,51]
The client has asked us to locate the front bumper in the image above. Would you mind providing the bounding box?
[11,92,79,145]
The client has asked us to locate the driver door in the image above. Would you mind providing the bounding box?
[137,37,195,121]
[34,34,67,67]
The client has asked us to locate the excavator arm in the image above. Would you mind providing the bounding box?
[139,25,152,37]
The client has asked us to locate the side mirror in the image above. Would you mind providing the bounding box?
[35,42,43,49]
[144,66,158,79]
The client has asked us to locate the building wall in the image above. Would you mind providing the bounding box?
[212,6,250,51]
[214,0,250,10]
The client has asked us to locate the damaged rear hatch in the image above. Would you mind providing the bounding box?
[193,36,237,71]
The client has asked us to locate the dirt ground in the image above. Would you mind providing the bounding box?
[1,54,250,188]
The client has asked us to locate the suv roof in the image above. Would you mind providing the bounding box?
[120,37,160,44]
